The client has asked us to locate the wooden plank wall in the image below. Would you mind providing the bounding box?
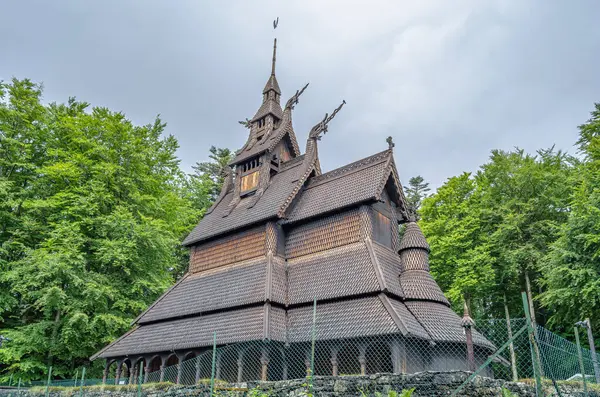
[189,226,266,273]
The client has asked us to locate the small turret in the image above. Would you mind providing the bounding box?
[398,222,449,305]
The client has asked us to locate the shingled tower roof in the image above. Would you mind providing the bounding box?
[399,222,430,252]
[398,222,448,305]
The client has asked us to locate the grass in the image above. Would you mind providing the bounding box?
[29,382,177,395]
[517,377,600,392]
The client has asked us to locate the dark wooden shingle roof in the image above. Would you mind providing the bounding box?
[94,305,284,358]
[399,270,450,305]
[285,150,395,223]
[287,242,379,304]
[287,295,429,342]
[136,257,286,324]
[183,157,306,245]
[399,222,430,252]
[405,301,495,349]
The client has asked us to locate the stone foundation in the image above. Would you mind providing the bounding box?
[1,372,597,397]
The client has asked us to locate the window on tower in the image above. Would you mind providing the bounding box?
[240,157,261,194]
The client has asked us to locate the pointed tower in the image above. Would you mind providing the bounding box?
[222,36,304,215]
[251,38,283,129]
[398,222,449,305]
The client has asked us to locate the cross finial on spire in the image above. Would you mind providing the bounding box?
[386,136,395,150]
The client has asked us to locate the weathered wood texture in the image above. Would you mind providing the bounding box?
[285,209,362,259]
[189,227,266,273]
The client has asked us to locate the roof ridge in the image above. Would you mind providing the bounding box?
[378,294,409,336]
[308,150,391,187]
[365,237,388,293]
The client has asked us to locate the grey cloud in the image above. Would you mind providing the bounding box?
[1,0,599,189]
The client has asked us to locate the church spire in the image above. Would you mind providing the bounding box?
[262,37,281,96]
[271,38,277,75]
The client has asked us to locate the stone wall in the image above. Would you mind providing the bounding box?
[1,371,597,397]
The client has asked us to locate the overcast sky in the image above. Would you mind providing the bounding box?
[2,1,600,189]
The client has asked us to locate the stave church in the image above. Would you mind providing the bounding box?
[92,32,494,384]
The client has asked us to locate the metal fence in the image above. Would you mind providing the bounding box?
[2,298,599,396]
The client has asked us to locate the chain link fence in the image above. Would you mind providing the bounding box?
[2,314,599,396]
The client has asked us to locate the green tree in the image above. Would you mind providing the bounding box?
[540,103,600,334]
[420,148,573,320]
[420,173,495,315]
[476,148,573,322]
[404,175,430,218]
[187,146,233,212]
[0,78,204,381]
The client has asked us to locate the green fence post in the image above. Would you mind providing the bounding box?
[137,361,143,397]
[79,367,86,397]
[584,318,600,384]
[522,292,544,397]
[45,366,53,397]
[74,369,79,388]
[17,378,21,397]
[575,327,589,397]
[209,331,217,397]
[309,297,317,396]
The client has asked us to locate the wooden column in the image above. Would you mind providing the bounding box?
[236,354,244,383]
[195,356,202,384]
[102,361,110,384]
[304,355,311,376]
[260,349,270,381]
[215,354,222,381]
[176,363,182,385]
[159,365,165,383]
[282,357,288,381]
[330,348,339,376]
[129,364,137,385]
[391,340,407,374]
[358,346,367,376]
[115,361,122,385]
[462,301,476,372]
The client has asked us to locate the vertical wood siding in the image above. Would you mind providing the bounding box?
[190,227,266,273]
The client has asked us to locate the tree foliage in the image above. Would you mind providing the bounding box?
[540,103,600,334]
[403,175,430,218]
[2,75,600,379]
[0,79,226,381]
[421,148,574,320]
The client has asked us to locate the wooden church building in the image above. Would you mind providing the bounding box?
[92,34,494,384]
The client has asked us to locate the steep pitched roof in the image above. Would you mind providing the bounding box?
[182,157,306,245]
[262,74,281,95]
[287,241,405,305]
[231,117,299,166]
[92,305,286,359]
[399,270,450,305]
[370,241,405,298]
[135,257,286,324]
[284,150,408,223]
[251,99,283,122]
[287,242,378,304]
[405,301,495,350]
[399,222,430,252]
[287,295,429,342]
